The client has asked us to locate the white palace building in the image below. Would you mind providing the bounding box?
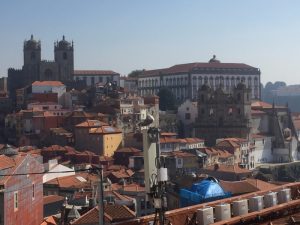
[138,56,261,101]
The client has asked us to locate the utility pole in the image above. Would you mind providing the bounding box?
[98,165,104,225]
[141,114,168,225]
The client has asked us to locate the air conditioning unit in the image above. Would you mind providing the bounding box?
[264,192,277,208]
[215,203,231,222]
[249,196,264,212]
[278,188,291,204]
[232,199,248,217]
[196,207,214,225]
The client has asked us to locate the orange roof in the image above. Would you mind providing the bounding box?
[45,173,98,189]
[115,147,141,153]
[141,62,259,77]
[32,81,64,87]
[70,205,135,224]
[164,151,196,158]
[40,216,58,225]
[160,137,179,144]
[251,101,286,109]
[204,164,251,174]
[89,126,122,134]
[220,178,278,195]
[160,132,177,137]
[0,155,16,170]
[76,120,108,128]
[43,195,64,205]
[111,182,145,192]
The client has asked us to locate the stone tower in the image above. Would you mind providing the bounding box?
[23,35,41,82]
[194,83,251,146]
[54,35,74,82]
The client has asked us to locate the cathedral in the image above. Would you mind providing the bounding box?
[8,35,74,104]
[194,83,252,146]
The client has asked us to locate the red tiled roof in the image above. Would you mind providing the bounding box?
[73,70,119,75]
[43,195,64,205]
[165,151,196,158]
[75,120,108,128]
[141,62,259,77]
[115,147,141,153]
[220,178,278,195]
[40,216,58,225]
[89,126,122,134]
[32,81,64,87]
[204,164,251,174]
[70,205,135,224]
[0,155,16,170]
[45,173,98,189]
[160,132,177,137]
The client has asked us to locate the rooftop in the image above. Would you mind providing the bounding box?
[32,81,65,87]
[73,70,119,76]
[140,60,259,77]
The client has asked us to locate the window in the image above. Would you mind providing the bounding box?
[14,191,18,210]
[63,52,67,60]
[185,113,191,120]
[32,184,35,200]
[186,107,189,111]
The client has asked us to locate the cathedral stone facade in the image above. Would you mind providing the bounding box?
[194,83,251,146]
[8,35,74,104]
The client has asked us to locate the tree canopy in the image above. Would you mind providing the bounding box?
[157,87,176,111]
[127,70,144,78]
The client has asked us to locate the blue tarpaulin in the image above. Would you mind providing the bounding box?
[180,178,231,207]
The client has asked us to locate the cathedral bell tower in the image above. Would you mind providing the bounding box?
[23,34,41,82]
[54,35,74,81]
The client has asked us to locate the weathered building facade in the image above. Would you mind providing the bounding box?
[194,83,251,146]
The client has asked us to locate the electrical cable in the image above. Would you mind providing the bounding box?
[0,168,97,177]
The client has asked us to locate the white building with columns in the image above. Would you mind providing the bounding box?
[138,56,261,101]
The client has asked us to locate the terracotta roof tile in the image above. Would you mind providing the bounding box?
[0,155,16,170]
[115,147,141,153]
[70,205,135,224]
[43,195,64,205]
[32,81,64,87]
[75,120,108,128]
[141,62,259,77]
[89,126,122,134]
[204,164,251,174]
[40,216,58,225]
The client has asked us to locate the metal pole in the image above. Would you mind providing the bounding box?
[99,165,104,225]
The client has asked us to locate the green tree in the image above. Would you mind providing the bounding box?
[157,87,176,111]
[128,70,144,78]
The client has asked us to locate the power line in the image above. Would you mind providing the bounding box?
[0,168,98,177]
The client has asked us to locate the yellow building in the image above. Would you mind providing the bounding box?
[75,120,122,156]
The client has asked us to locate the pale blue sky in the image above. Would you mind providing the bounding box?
[0,0,300,84]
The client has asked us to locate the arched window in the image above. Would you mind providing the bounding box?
[209,108,214,116]
[228,107,233,115]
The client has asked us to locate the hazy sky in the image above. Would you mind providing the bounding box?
[0,0,300,85]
